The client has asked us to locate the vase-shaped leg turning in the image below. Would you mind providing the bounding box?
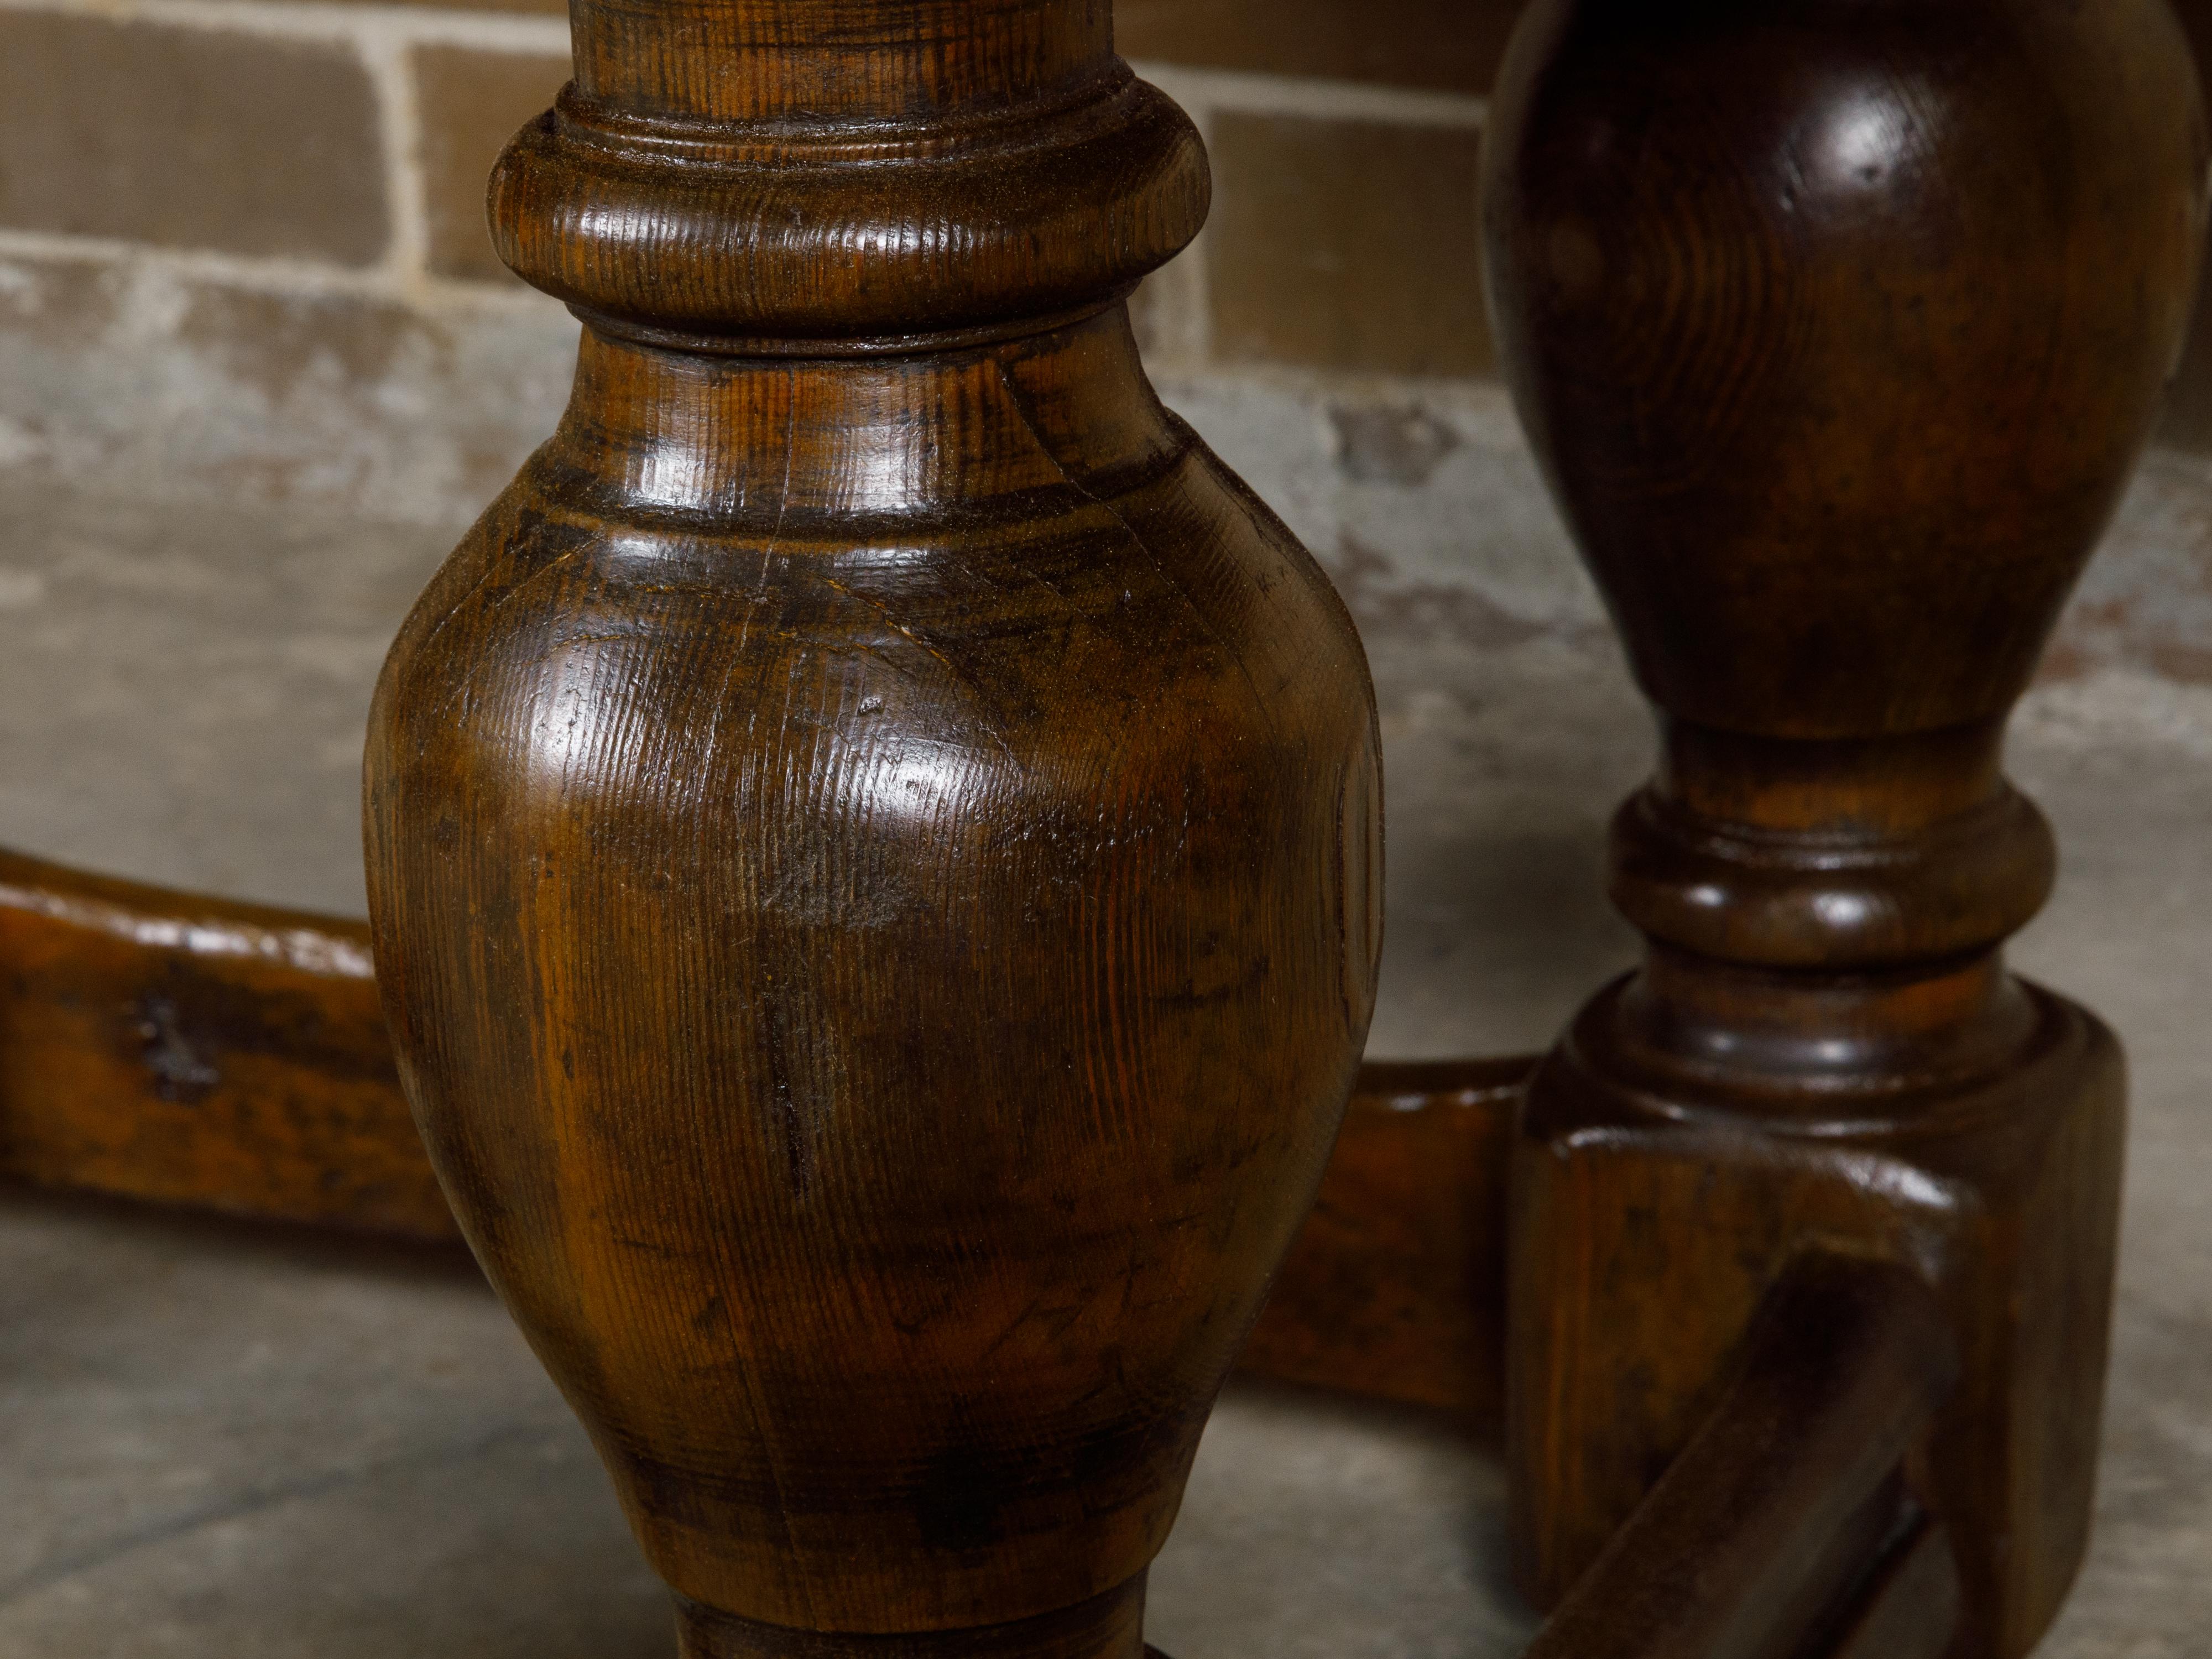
[363,6,1381,1654]
[1481,2,2207,1652]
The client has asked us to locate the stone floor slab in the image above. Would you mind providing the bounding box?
[2,471,2206,1656]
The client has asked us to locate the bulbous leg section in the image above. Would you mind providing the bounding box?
[363,4,1379,1650]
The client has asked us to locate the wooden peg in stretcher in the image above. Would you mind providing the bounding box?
[0,842,1526,1420]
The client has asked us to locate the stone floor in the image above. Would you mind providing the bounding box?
[2,468,2208,1657]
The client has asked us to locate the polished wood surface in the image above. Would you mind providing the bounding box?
[1525,1251,1960,1659]
[0,847,452,1240]
[6,2,2197,1653]
[0,854,1520,1413]
[1481,1,2208,1652]
[1238,1057,1523,1419]
[362,3,1379,1653]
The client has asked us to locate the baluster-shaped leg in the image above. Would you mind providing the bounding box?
[363,6,1381,1655]
[1481,3,2206,1654]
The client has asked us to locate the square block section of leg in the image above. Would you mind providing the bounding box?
[1208,114,1490,379]
[414,46,573,286]
[1509,990,2125,1659]
[0,12,385,265]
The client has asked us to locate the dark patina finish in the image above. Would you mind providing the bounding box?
[1483,2,2208,1651]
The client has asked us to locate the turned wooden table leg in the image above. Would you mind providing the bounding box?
[1481,2,2207,1654]
[362,3,1379,1654]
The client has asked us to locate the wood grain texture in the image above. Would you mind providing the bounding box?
[1236,1057,1524,1419]
[362,3,1379,1652]
[495,2,1207,348]
[0,854,1511,1418]
[1524,1251,1960,1659]
[0,847,452,1239]
[1480,2,2209,1653]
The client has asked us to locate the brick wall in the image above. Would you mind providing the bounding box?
[0,0,1499,388]
[2,0,2211,693]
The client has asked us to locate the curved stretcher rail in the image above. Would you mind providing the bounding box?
[0,843,1528,1416]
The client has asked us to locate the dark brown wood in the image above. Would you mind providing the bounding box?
[0,844,1520,1417]
[0,834,1520,1418]
[1525,1251,1959,1659]
[1819,1514,1961,1659]
[362,5,1380,1655]
[1481,2,2209,1653]
[0,852,1518,1414]
[0,847,455,1240]
[1238,1056,1525,1418]
[15,6,2187,1654]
